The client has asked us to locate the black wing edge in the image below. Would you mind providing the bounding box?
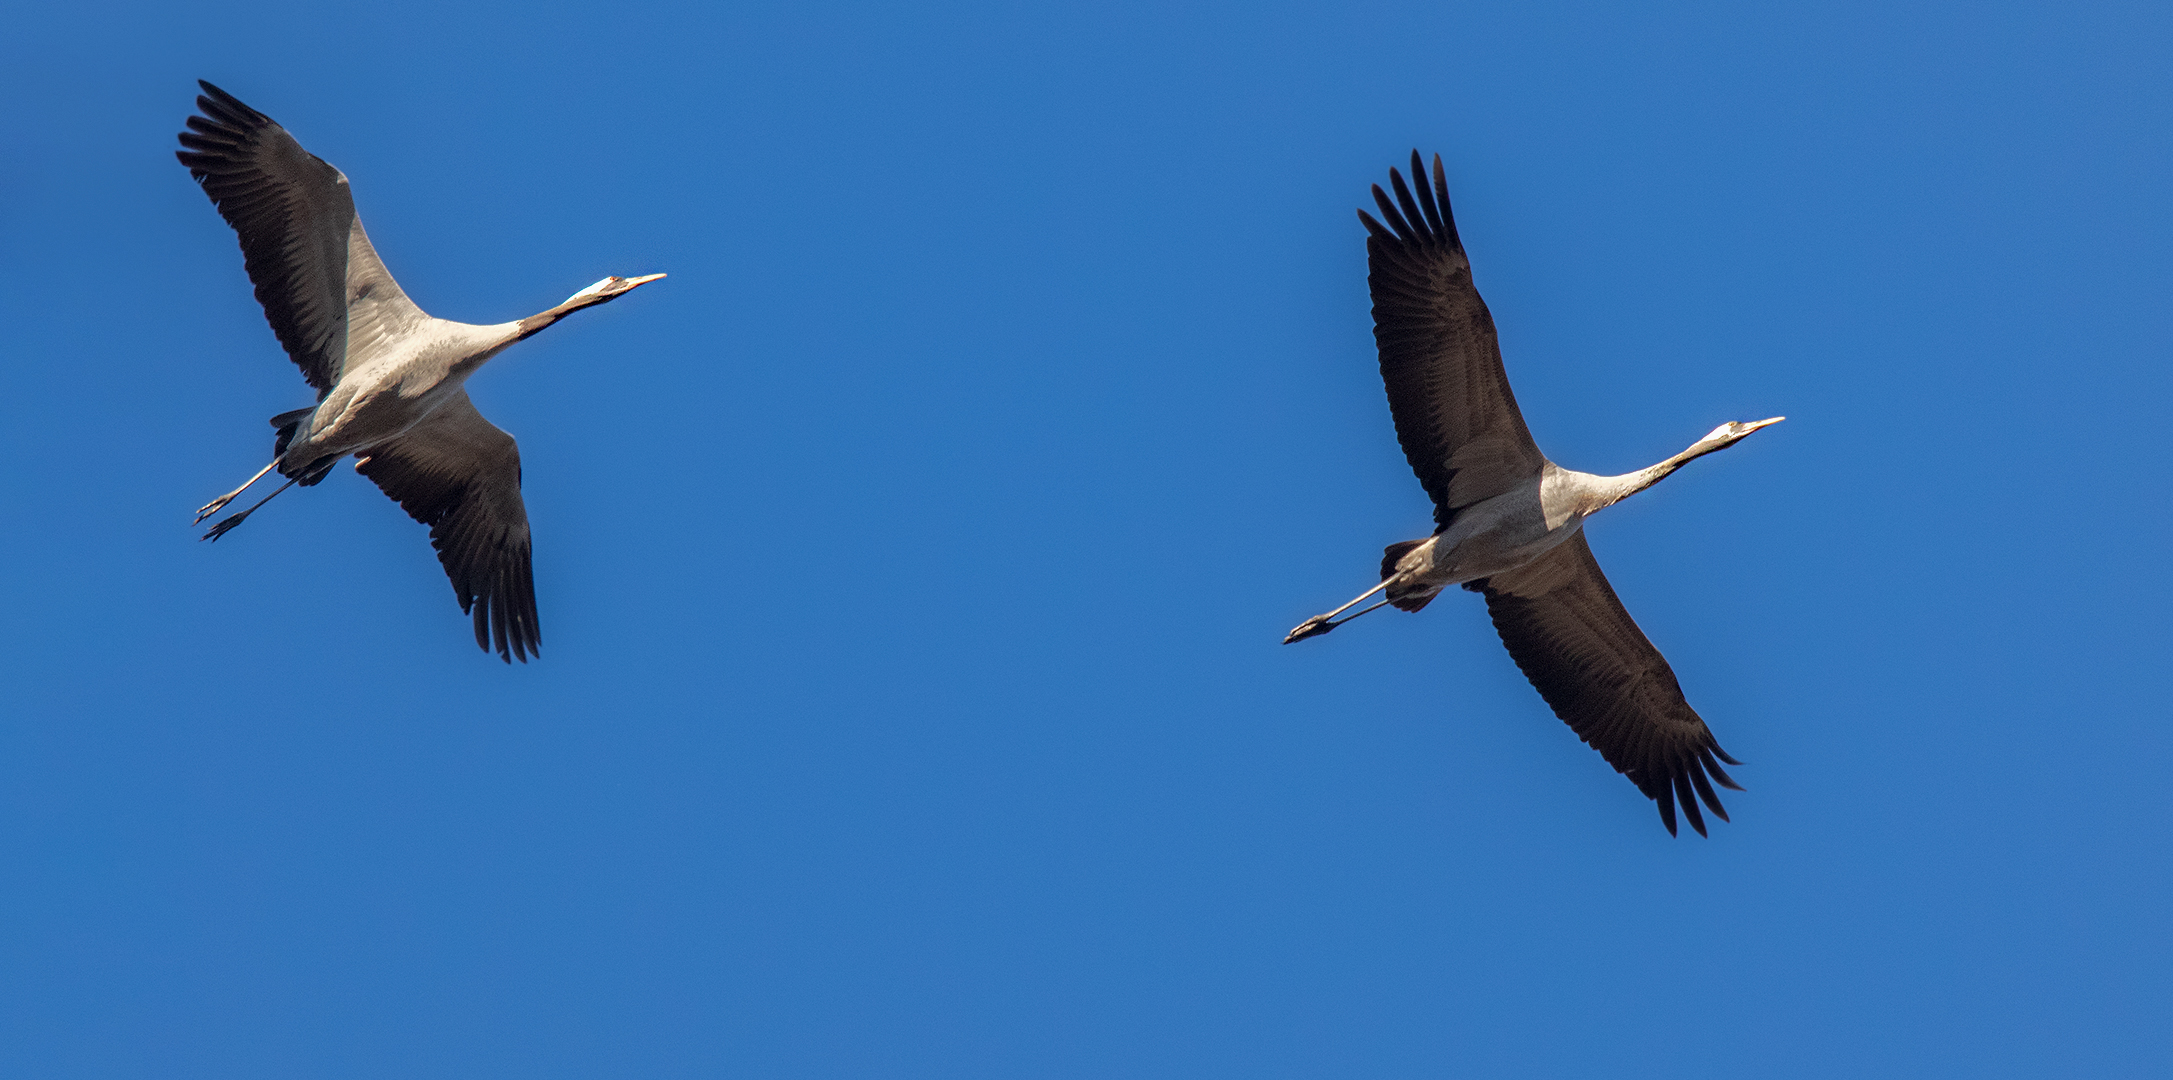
[468,540,540,665]
[1355,150,1462,264]
[1467,582,1747,837]
[353,455,542,665]
[1645,735,1745,839]
[175,80,350,397]
[1354,150,1542,526]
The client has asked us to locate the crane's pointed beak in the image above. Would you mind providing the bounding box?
[563,273,669,307]
[1742,416,1785,432]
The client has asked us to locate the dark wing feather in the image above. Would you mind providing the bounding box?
[1474,533,1744,836]
[176,80,356,396]
[1360,151,1545,527]
[353,392,540,663]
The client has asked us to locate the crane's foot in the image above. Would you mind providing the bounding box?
[201,511,251,542]
[195,459,283,524]
[194,493,238,524]
[1284,616,1337,644]
[198,474,301,542]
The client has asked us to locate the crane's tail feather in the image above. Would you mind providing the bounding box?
[269,407,312,458]
[1379,539,1438,612]
[1380,539,1424,579]
[267,409,338,487]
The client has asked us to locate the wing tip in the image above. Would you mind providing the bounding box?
[187,79,271,138]
[1700,746,1745,791]
[467,545,541,664]
[1648,747,1742,837]
[1360,152,1463,253]
[1672,774,1708,836]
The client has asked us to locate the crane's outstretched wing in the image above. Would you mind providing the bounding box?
[177,80,425,396]
[1360,152,1545,527]
[354,392,539,663]
[1472,534,1743,836]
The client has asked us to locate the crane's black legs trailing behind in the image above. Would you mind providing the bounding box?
[1285,580,1394,643]
[201,476,299,541]
[195,459,282,523]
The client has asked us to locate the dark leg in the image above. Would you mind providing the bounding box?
[200,476,300,541]
[1283,597,1394,643]
[1284,579,1393,643]
[195,459,281,524]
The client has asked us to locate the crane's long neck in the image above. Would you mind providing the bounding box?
[504,275,663,346]
[448,301,597,381]
[440,272,661,382]
[513,300,586,342]
[1585,440,1720,512]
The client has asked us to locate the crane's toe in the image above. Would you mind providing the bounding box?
[1284,616,1337,644]
[200,513,248,542]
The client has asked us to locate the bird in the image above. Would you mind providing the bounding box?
[177,80,665,662]
[1285,151,1782,836]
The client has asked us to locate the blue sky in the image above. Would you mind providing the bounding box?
[3,0,2170,1076]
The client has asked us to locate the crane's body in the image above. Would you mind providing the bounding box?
[1397,467,1593,597]
[279,321,513,469]
[178,81,664,661]
[1286,151,1781,836]
[1331,430,1783,616]
[266,279,648,480]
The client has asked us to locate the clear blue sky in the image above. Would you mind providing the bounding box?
[3,1,2169,1076]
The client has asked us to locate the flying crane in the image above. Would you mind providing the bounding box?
[179,81,664,662]
[1287,152,1781,835]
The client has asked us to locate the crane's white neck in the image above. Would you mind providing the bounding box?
[1584,440,1726,512]
[1570,418,1780,516]
[512,274,666,343]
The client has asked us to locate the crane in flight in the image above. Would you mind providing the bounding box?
[178,80,665,662]
[1286,152,1781,836]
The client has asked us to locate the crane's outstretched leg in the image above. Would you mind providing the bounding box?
[201,476,300,541]
[1284,580,1393,643]
[195,459,282,524]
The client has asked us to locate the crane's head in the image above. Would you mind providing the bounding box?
[1691,416,1784,454]
[563,272,668,309]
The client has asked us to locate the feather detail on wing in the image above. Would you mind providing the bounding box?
[342,219,428,368]
[177,81,426,395]
[1359,152,1544,526]
[354,392,539,663]
[1473,534,1743,836]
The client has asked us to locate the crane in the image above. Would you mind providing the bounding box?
[178,80,664,662]
[1286,152,1781,836]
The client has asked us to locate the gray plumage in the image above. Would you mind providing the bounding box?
[1286,151,1781,836]
[178,80,664,662]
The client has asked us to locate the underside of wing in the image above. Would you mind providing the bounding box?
[342,219,429,365]
[177,80,357,396]
[1360,152,1545,526]
[353,392,539,662]
[1472,534,1744,836]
